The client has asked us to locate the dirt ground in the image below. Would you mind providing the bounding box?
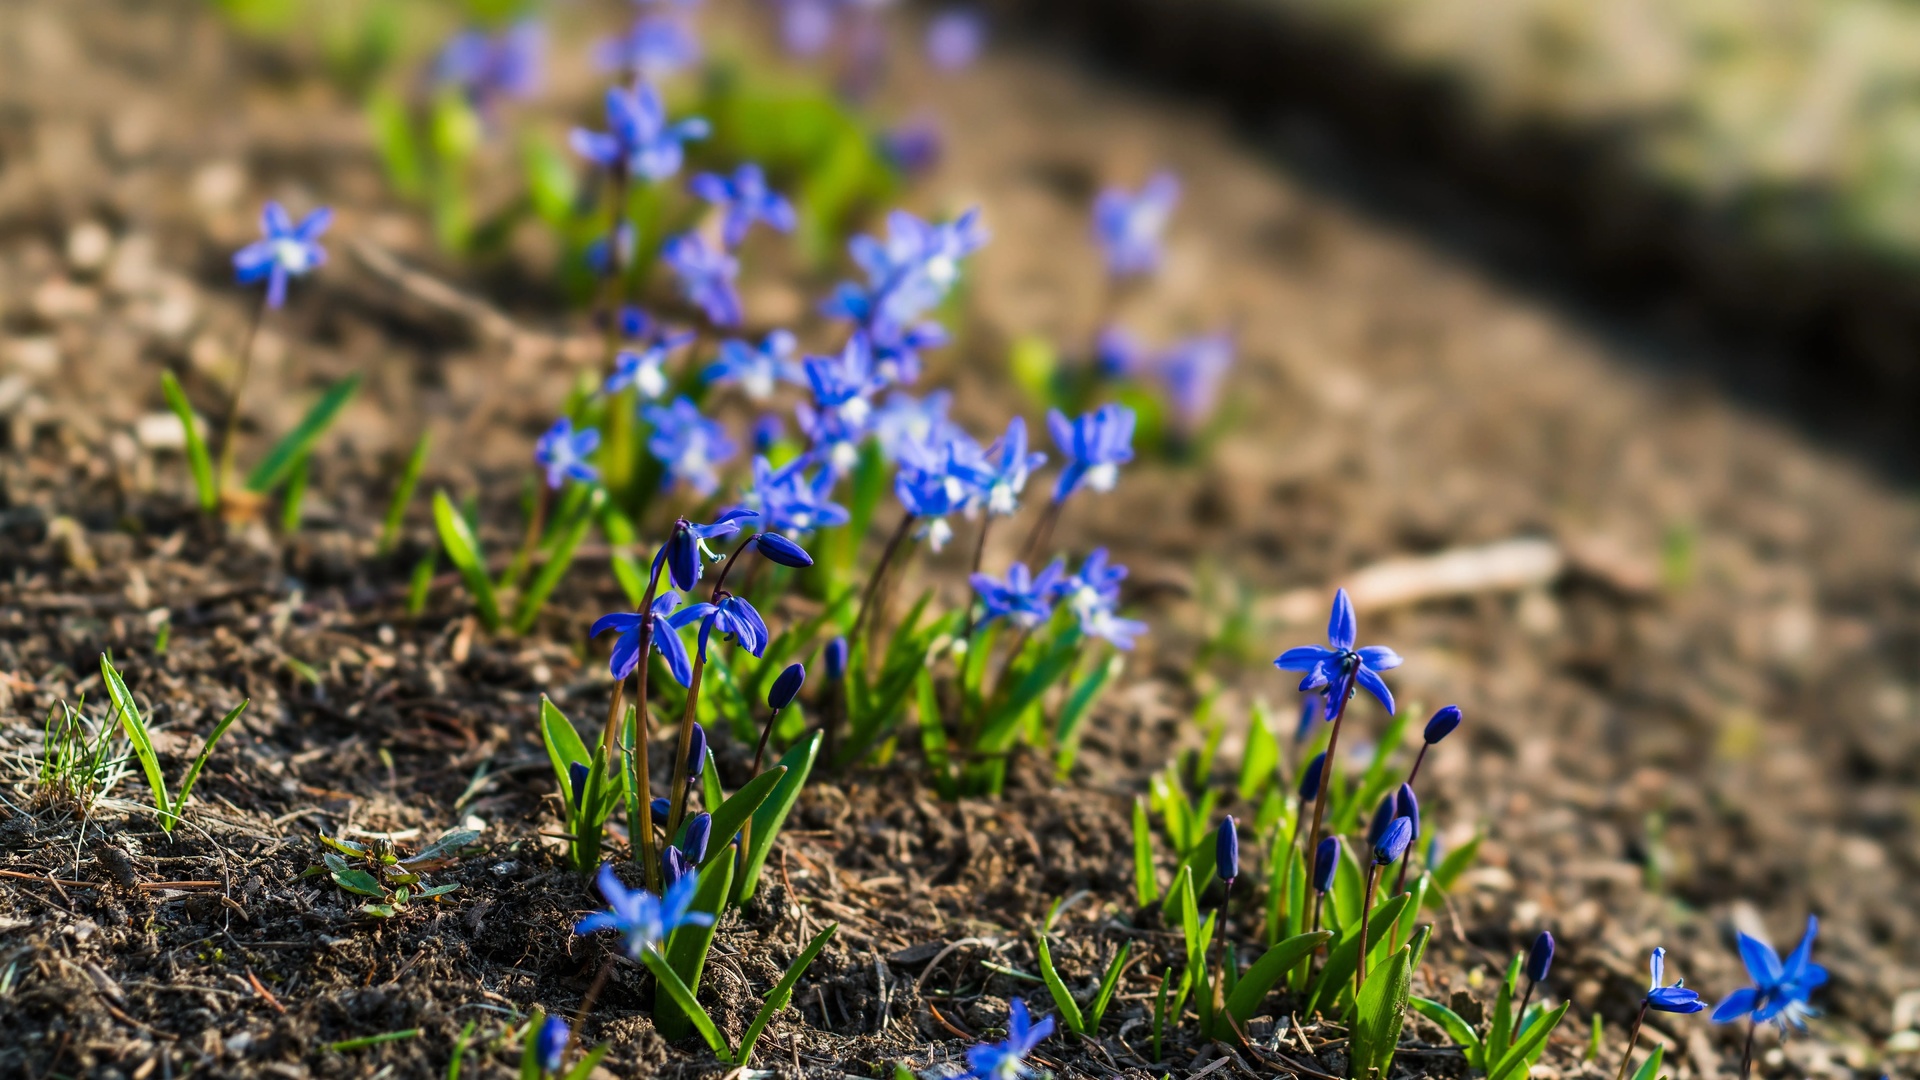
[2,1,1918,1078]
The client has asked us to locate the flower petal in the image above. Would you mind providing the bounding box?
[1356,645,1403,671]
[1354,664,1396,715]
[1710,987,1758,1023]
[590,612,644,637]
[1274,645,1338,672]
[1737,932,1784,987]
[1779,915,1818,984]
[1327,588,1356,651]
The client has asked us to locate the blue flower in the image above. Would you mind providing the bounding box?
[961,997,1054,1080]
[1046,404,1136,503]
[1216,817,1239,884]
[574,863,713,959]
[824,636,848,682]
[894,465,970,552]
[232,202,330,309]
[743,455,849,535]
[594,16,700,79]
[1526,931,1556,983]
[1273,588,1403,715]
[662,233,743,328]
[970,561,1064,629]
[434,22,544,117]
[777,0,836,56]
[534,417,600,490]
[591,592,712,686]
[1395,782,1420,840]
[534,1013,568,1074]
[873,390,958,465]
[878,119,942,176]
[752,413,784,453]
[1057,549,1145,649]
[1645,948,1706,1014]
[1372,816,1413,867]
[690,164,797,249]
[1423,705,1462,745]
[707,330,804,401]
[570,81,709,182]
[1712,916,1827,1032]
[867,319,949,386]
[804,335,881,426]
[752,531,814,568]
[1158,332,1234,429]
[769,663,806,711]
[925,7,985,71]
[1312,836,1339,893]
[1367,794,1397,849]
[586,223,637,277]
[954,416,1046,517]
[660,508,759,591]
[606,330,694,399]
[1298,751,1326,802]
[691,593,771,659]
[826,208,987,336]
[643,397,736,496]
[1093,171,1179,277]
[661,811,711,890]
[1095,325,1150,378]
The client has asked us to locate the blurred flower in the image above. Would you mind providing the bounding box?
[971,561,1064,629]
[1526,931,1555,983]
[1047,404,1136,502]
[1158,332,1234,429]
[1095,325,1150,378]
[960,997,1054,1080]
[570,81,709,182]
[1373,816,1413,866]
[663,233,742,328]
[607,329,694,400]
[1093,171,1179,277]
[826,208,987,337]
[592,592,711,686]
[955,416,1046,516]
[1056,548,1144,649]
[535,1013,568,1074]
[744,455,849,535]
[534,417,600,489]
[1293,695,1321,743]
[586,223,637,277]
[1646,948,1707,1014]
[1273,588,1402,716]
[803,334,881,443]
[879,119,942,176]
[708,331,804,400]
[1712,916,1826,1032]
[690,163,797,249]
[925,7,984,71]
[595,16,700,79]
[574,863,713,958]
[752,414,784,453]
[435,22,544,116]
[895,454,971,551]
[1423,705,1462,744]
[233,202,330,309]
[873,389,956,463]
[825,637,848,682]
[644,397,736,495]
[778,0,837,56]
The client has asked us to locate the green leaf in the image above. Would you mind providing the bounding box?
[699,765,785,869]
[174,699,248,819]
[448,1019,477,1080]
[915,669,956,799]
[1086,942,1132,1031]
[600,502,649,607]
[658,856,733,1041]
[1487,1001,1570,1080]
[1350,943,1413,1079]
[402,828,482,865]
[101,655,169,829]
[1304,893,1411,1018]
[735,731,820,902]
[1032,930,1087,1035]
[159,371,216,512]
[640,949,731,1062]
[1053,652,1121,780]
[1430,831,1483,896]
[279,454,310,532]
[736,924,838,1065]
[512,488,604,634]
[378,431,431,555]
[245,375,361,494]
[434,488,500,631]
[325,855,388,898]
[519,1008,545,1080]
[1410,997,1483,1067]
[1236,696,1279,802]
[1131,797,1158,907]
[540,697,592,818]
[1223,931,1329,1025]
[1629,1044,1666,1080]
[366,89,424,200]
[561,1045,611,1080]
[1487,953,1523,1064]
[407,550,435,616]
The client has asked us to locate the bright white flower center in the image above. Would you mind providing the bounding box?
[840,396,872,427]
[637,362,668,399]
[924,517,952,552]
[274,239,313,273]
[1086,463,1119,492]
[988,483,1016,517]
[830,441,858,473]
[743,367,775,400]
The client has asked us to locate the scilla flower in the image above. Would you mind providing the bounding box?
[1215,817,1239,886]
[1159,331,1234,429]
[957,416,1047,516]
[606,330,694,400]
[690,163,797,249]
[660,508,758,592]
[1093,171,1179,278]
[707,331,804,401]
[661,811,710,889]
[1274,588,1402,715]
[534,1014,569,1074]
[534,417,599,489]
[233,202,330,309]
[1372,816,1413,866]
[570,81,708,182]
[644,398,736,496]
[1645,948,1706,1014]
[574,863,713,958]
[896,455,972,552]
[744,456,849,535]
[592,593,711,686]
[971,561,1065,629]
[1047,404,1135,502]
[663,233,743,328]
[961,998,1054,1080]
[1312,836,1340,893]
[594,16,700,79]
[434,22,544,117]
[1712,916,1826,1032]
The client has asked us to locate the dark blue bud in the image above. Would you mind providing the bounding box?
[686,722,707,786]
[1373,816,1413,866]
[754,531,814,568]
[568,761,590,810]
[1293,695,1320,743]
[1526,930,1555,983]
[536,1014,569,1074]
[680,812,711,864]
[1396,782,1420,839]
[650,797,671,825]
[824,637,848,682]
[1312,837,1340,893]
[661,845,694,889]
[769,663,806,712]
[1423,705,1462,745]
[1298,752,1326,802]
[1367,794,1397,848]
[665,527,700,592]
[1215,817,1239,884]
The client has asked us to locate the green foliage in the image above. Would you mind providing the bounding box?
[1349,936,1416,1079]
[1304,892,1411,1018]
[511,488,604,634]
[159,372,216,512]
[539,697,620,874]
[1052,652,1122,779]
[1236,697,1280,803]
[639,949,731,1061]
[1132,798,1158,907]
[737,923,838,1064]
[1221,931,1328,1032]
[245,375,362,494]
[36,699,122,809]
[316,828,474,918]
[379,431,431,555]
[434,488,501,631]
[656,857,733,1040]
[1032,930,1085,1036]
[735,731,821,902]
[101,654,248,833]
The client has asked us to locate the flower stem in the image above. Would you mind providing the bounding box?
[1612,1002,1648,1080]
[606,557,664,893]
[1518,976,1538,1026]
[1741,1017,1757,1079]
[848,510,915,662]
[664,652,706,844]
[1302,685,1352,949]
[1020,499,1062,565]
[1355,864,1378,999]
[215,294,268,503]
[504,480,550,593]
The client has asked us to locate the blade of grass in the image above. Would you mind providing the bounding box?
[639,950,731,1062]
[433,488,500,631]
[379,430,431,555]
[173,699,248,819]
[511,489,603,634]
[159,371,216,511]
[737,924,837,1064]
[245,374,361,493]
[100,655,170,830]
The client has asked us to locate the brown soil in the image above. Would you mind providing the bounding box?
[2,2,1917,1078]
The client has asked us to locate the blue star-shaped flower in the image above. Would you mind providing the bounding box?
[533,417,600,490]
[690,163,797,250]
[574,863,713,959]
[1159,331,1234,429]
[1093,171,1179,278]
[1273,588,1402,715]
[658,508,759,591]
[825,208,987,336]
[1046,404,1136,503]
[591,592,712,687]
[662,233,743,328]
[1056,549,1144,649]
[534,1013,568,1074]
[706,330,805,401]
[644,397,736,496]
[1712,916,1827,1032]
[961,998,1055,1080]
[594,16,700,79]
[873,390,958,465]
[1645,947,1707,1014]
[433,21,544,118]
[970,561,1065,629]
[569,81,709,182]
[606,329,694,400]
[954,416,1047,517]
[232,202,331,309]
[744,455,849,535]
[688,593,771,659]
